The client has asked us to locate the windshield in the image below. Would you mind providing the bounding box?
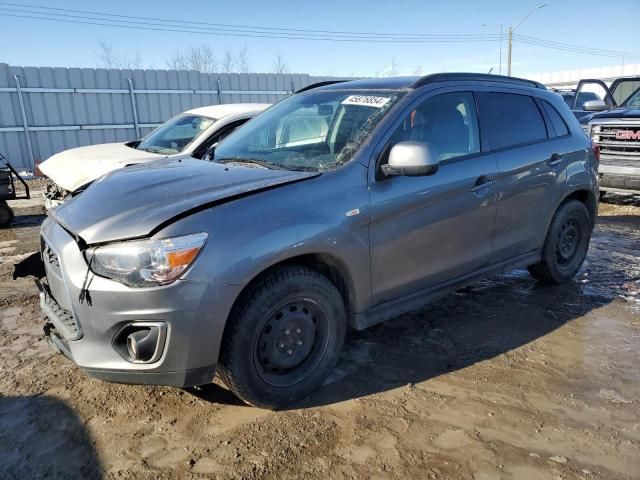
[136,114,216,155]
[213,90,402,171]
[623,87,640,108]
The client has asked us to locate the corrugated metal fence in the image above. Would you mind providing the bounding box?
[0,63,338,171]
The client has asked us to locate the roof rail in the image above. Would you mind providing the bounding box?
[411,73,545,90]
[295,80,348,94]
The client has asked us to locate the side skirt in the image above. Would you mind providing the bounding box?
[352,251,541,330]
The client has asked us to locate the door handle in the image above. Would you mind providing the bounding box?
[546,153,563,167]
[470,176,496,193]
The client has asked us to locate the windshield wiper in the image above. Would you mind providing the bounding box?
[137,146,166,154]
[216,157,286,170]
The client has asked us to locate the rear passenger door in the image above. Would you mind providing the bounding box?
[480,91,569,263]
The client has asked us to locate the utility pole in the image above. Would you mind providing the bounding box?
[507,26,512,76]
[507,4,546,76]
[499,24,503,75]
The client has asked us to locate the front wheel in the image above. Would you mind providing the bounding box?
[218,266,346,409]
[528,200,592,284]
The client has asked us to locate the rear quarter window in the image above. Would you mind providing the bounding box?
[489,93,548,149]
[540,100,569,137]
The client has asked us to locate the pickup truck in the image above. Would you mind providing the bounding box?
[555,76,640,127]
[585,85,640,195]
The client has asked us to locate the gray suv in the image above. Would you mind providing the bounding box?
[38,74,599,408]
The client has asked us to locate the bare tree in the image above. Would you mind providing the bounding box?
[96,41,121,69]
[236,46,251,73]
[188,45,218,73]
[167,50,189,71]
[96,41,144,69]
[384,57,399,77]
[412,65,424,76]
[272,53,289,74]
[221,49,235,74]
[167,45,218,73]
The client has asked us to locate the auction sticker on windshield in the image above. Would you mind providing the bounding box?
[342,95,391,108]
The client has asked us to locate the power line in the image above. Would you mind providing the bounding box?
[0,10,503,43]
[514,34,640,59]
[0,1,502,40]
[0,1,638,59]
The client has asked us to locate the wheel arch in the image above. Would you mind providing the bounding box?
[224,252,358,332]
[559,188,598,227]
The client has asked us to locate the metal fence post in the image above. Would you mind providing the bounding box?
[217,78,223,104]
[14,75,35,172]
[290,81,296,95]
[127,77,141,138]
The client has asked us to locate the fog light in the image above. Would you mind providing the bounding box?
[113,322,167,364]
[127,329,159,362]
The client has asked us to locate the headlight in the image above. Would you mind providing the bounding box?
[85,232,208,287]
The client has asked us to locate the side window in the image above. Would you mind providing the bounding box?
[540,100,569,137]
[387,92,480,162]
[490,93,547,148]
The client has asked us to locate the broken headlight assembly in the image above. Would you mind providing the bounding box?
[84,232,208,287]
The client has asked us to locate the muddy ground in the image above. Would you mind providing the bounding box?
[0,189,639,480]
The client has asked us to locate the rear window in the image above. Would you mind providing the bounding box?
[541,100,569,137]
[489,93,547,149]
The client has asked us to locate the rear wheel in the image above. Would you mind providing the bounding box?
[0,202,13,227]
[528,200,591,284]
[218,266,346,409]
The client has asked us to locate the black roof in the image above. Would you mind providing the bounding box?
[311,73,545,92]
[317,76,420,91]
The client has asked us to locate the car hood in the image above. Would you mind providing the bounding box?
[51,158,320,245]
[39,143,163,192]
[588,107,640,122]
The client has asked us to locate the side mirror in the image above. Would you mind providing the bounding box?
[582,100,608,112]
[381,142,439,177]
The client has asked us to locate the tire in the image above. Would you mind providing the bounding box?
[0,202,13,227]
[218,265,346,409]
[528,200,592,284]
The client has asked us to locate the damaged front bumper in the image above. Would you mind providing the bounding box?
[36,278,76,360]
[37,216,243,388]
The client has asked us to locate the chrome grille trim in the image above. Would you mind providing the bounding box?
[591,122,640,160]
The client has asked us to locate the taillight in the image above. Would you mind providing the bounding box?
[591,141,600,163]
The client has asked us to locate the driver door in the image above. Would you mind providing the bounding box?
[571,79,615,120]
[368,91,498,305]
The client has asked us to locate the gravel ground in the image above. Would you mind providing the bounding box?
[1,189,639,480]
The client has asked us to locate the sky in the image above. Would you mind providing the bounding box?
[0,0,638,77]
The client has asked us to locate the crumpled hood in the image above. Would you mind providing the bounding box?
[589,107,640,122]
[51,158,320,244]
[39,143,162,192]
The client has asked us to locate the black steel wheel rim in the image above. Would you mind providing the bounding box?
[253,298,330,387]
[556,218,580,265]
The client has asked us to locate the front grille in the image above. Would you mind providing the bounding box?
[592,124,640,160]
[41,288,82,341]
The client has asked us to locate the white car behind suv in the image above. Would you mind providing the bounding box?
[40,103,270,208]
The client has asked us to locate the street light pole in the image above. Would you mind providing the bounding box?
[507,3,546,76]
